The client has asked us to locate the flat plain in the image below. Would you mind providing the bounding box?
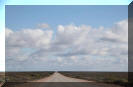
[1,72,128,87]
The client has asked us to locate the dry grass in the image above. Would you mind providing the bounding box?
[5,72,54,82]
[60,72,128,86]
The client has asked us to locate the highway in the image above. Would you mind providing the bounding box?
[4,72,122,87]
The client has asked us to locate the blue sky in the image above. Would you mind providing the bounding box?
[0,0,130,72]
[1,0,132,5]
[6,5,128,31]
[5,5,128,71]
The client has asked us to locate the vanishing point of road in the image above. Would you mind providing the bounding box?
[4,72,123,87]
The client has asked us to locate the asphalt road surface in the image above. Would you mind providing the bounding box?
[33,72,93,82]
[4,72,122,87]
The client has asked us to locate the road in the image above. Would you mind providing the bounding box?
[33,72,93,82]
[4,72,122,87]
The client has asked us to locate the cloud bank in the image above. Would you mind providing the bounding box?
[6,20,128,71]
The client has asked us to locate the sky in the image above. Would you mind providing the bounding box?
[6,6,128,30]
[5,5,128,72]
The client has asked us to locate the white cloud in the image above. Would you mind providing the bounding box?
[102,20,128,43]
[6,28,53,48]
[38,23,49,29]
[5,28,13,38]
[6,19,128,71]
